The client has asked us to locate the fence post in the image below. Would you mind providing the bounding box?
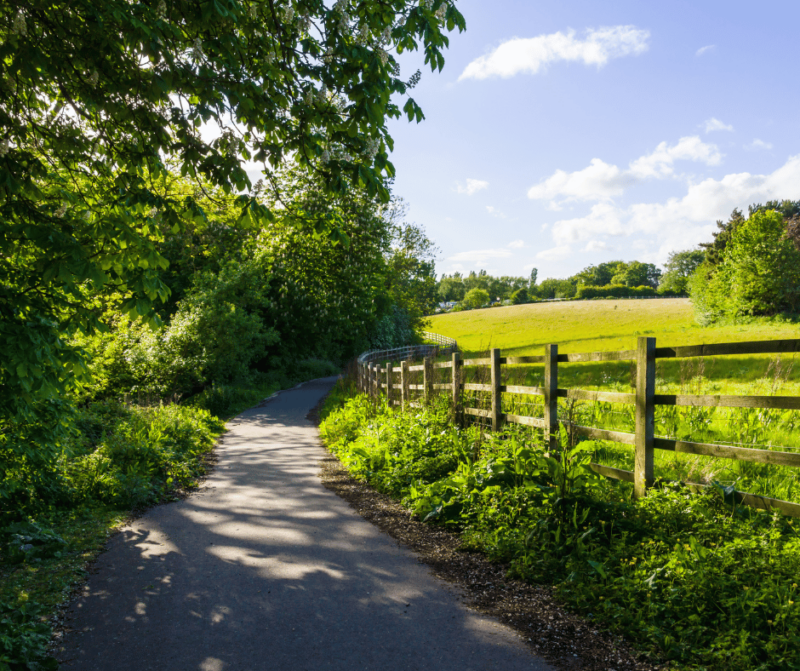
[401,360,409,410]
[452,351,461,426]
[634,336,656,498]
[375,363,382,398]
[370,363,377,399]
[544,344,559,452]
[491,348,502,432]
[387,362,393,406]
[424,356,433,402]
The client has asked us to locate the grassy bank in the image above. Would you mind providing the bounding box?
[427,299,800,383]
[320,384,800,671]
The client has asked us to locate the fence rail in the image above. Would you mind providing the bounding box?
[355,336,800,517]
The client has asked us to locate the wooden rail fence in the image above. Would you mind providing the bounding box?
[356,336,800,517]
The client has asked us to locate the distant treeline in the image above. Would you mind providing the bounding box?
[437,199,800,320]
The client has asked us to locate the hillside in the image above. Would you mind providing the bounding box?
[427,298,800,357]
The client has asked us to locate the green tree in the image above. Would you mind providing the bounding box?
[461,287,490,310]
[0,0,465,423]
[437,274,465,302]
[571,261,623,287]
[529,267,538,289]
[691,210,800,321]
[610,261,661,289]
[510,287,529,304]
[537,278,576,299]
[659,249,705,294]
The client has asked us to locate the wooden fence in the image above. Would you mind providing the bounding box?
[356,336,800,517]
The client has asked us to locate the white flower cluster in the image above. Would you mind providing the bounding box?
[148,207,159,218]
[320,149,330,164]
[323,47,334,64]
[380,26,392,44]
[156,0,167,19]
[376,48,388,65]
[304,88,314,105]
[11,11,26,37]
[435,3,447,19]
[364,137,380,159]
[333,0,350,32]
[316,83,327,104]
[356,24,369,45]
[421,0,433,8]
[281,6,294,23]
[297,14,310,32]
[193,37,204,60]
[0,138,10,157]
[54,203,68,218]
[87,70,99,87]
[265,49,275,64]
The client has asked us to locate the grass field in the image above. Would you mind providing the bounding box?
[423,298,800,504]
[428,298,800,358]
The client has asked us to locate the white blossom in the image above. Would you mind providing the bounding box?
[298,14,311,32]
[265,50,275,64]
[156,0,167,18]
[316,84,327,104]
[380,26,392,44]
[435,3,447,19]
[421,0,433,9]
[323,48,334,64]
[304,88,314,105]
[356,24,370,45]
[11,11,27,37]
[54,203,68,218]
[148,207,159,217]
[281,6,294,22]
[193,37,204,60]
[87,70,99,87]
[321,149,330,164]
[376,47,389,65]
[0,139,9,157]
[337,11,350,32]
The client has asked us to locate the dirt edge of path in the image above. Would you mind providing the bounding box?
[308,397,668,671]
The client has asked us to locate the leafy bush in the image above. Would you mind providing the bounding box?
[576,284,659,299]
[320,386,800,670]
[0,600,58,670]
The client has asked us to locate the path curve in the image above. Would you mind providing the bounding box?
[57,377,551,671]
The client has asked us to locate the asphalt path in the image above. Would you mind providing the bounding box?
[57,377,551,671]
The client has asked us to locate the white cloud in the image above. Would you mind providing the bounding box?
[703,117,734,133]
[629,136,722,178]
[696,45,715,56]
[508,239,525,248]
[528,158,630,202]
[448,248,514,264]
[536,245,572,261]
[459,25,649,81]
[583,240,609,252]
[543,155,800,264]
[456,178,489,195]
[486,205,507,218]
[746,139,773,151]
[528,136,721,204]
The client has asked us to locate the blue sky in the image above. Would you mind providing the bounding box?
[386,0,800,281]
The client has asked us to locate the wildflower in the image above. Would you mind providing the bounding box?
[87,70,99,87]
[156,0,167,18]
[11,11,26,37]
[54,203,68,218]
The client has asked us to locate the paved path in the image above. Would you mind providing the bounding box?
[58,378,550,671]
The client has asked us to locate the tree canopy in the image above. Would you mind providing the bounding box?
[0,0,465,422]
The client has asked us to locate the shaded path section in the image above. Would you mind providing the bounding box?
[58,378,550,671]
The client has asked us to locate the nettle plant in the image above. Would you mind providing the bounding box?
[0,0,465,426]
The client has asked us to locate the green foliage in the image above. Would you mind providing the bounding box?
[692,209,800,323]
[321,385,800,670]
[536,278,577,299]
[462,287,490,309]
[576,284,670,299]
[659,249,705,294]
[0,600,58,670]
[510,287,529,305]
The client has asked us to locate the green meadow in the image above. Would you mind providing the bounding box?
[425,298,800,504]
